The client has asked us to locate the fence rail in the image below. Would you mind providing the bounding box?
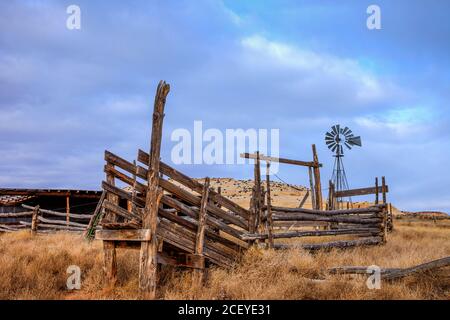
[0,204,92,233]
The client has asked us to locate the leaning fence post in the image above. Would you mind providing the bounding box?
[193,177,210,286]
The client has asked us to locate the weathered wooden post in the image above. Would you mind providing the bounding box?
[312,144,323,210]
[217,186,222,208]
[265,161,274,249]
[327,180,333,210]
[308,167,316,209]
[66,195,70,228]
[193,177,210,285]
[127,160,138,213]
[381,176,387,204]
[388,203,394,231]
[31,205,40,234]
[381,204,388,243]
[252,151,262,242]
[375,177,379,205]
[139,80,170,299]
[103,161,119,286]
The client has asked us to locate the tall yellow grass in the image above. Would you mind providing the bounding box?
[0,219,448,300]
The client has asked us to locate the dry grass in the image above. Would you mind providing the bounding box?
[0,219,448,300]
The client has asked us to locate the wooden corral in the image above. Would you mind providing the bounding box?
[90,80,390,298]
[0,188,101,233]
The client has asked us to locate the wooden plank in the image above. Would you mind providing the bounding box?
[101,221,140,229]
[158,207,244,251]
[335,186,389,198]
[138,149,250,220]
[242,228,380,240]
[195,178,210,256]
[274,237,382,250]
[105,160,247,229]
[0,211,33,217]
[329,266,402,275]
[157,219,235,267]
[382,256,450,280]
[22,204,93,220]
[101,181,145,207]
[103,199,142,222]
[270,205,383,216]
[139,80,170,298]
[0,188,102,199]
[19,221,85,231]
[160,194,245,242]
[298,190,309,209]
[37,216,87,228]
[84,190,106,240]
[240,152,321,168]
[96,229,151,241]
[193,178,210,284]
[159,179,248,229]
[272,212,382,224]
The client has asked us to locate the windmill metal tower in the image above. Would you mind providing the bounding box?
[325,125,362,208]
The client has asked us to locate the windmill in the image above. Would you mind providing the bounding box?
[325,125,362,208]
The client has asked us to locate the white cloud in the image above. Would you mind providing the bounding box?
[240,35,390,105]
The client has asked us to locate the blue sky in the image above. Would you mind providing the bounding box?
[0,0,449,212]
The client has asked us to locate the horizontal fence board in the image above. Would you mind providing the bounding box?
[37,216,87,228]
[138,149,250,220]
[335,186,388,198]
[272,212,382,224]
[96,229,151,241]
[159,179,248,229]
[269,205,383,216]
[274,237,383,250]
[242,228,381,240]
[21,205,92,220]
[240,152,320,168]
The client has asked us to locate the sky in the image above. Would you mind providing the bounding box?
[0,0,449,212]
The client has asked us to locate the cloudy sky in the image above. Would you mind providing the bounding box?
[1,0,449,212]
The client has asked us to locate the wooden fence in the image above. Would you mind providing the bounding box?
[329,176,393,231]
[242,151,388,250]
[92,80,391,298]
[0,204,92,233]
